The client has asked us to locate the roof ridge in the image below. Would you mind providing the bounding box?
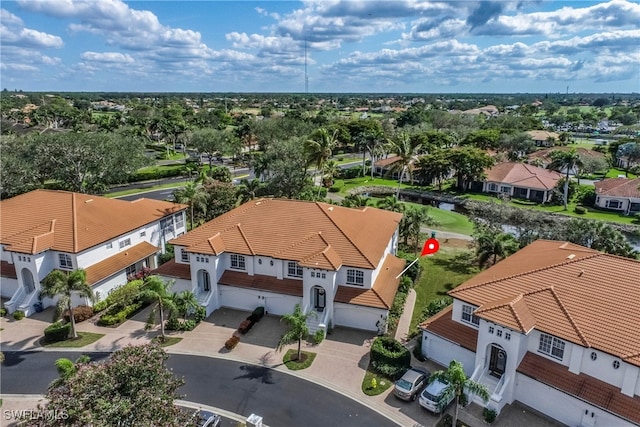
[273,232,322,258]
[316,202,375,268]
[235,223,256,256]
[71,192,78,252]
[476,293,531,332]
[450,252,603,295]
[547,286,590,347]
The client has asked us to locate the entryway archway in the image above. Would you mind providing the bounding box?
[488,344,507,378]
[312,286,326,312]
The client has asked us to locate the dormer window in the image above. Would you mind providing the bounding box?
[230,254,246,270]
[287,262,303,278]
[59,254,73,270]
[461,305,480,327]
[346,269,364,286]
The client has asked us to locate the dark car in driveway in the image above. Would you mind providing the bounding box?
[393,368,430,401]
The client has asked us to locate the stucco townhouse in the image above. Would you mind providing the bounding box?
[1,190,187,316]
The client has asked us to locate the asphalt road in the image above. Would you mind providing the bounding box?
[1,351,398,427]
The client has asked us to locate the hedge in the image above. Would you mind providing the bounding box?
[44,322,71,343]
[94,280,145,313]
[370,336,411,379]
[63,305,95,323]
[329,180,345,193]
[97,302,143,326]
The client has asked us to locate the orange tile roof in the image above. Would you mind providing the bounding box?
[152,259,191,280]
[0,261,17,279]
[527,147,605,163]
[526,130,559,141]
[485,162,562,190]
[84,241,158,286]
[518,352,640,424]
[170,199,402,270]
[0,190,187,255]
[594,177,640,198]
[218,270,303,297]
[334,254,405,309]
[450,240,640,366]
[419,306,478,351]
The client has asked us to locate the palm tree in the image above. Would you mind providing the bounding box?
[475,228,519,268]
[430,360,490,427]
[140,276,177,342]
[376,195,405,213]
[50,355,90,388]
[276,304,315,361]
[548,148,584,210]
[40,269,95,340]
[173,181,207,230]
[402,207,437,253]
[386,132,421,198]
[322,160,340,188]
[171,290,199,319]
[341,194,369,208]
[236,178,263,204]
[305,128,339,197]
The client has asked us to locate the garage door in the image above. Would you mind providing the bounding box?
[423,333,476,376]
[334,303,382,331]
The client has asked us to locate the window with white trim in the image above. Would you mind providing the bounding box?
[181,249,189,263]
[321,272,326,279]
[538,333,565,360]
[487,183,498,192]
[160,217,174,234]
[59,254,73,270]
[119,238,131,249]
[230,254,246,270]
[461,305,480,326]
[174,213,184,229]
[287,262,303,278]
[346,269,364,286]
[125,264,136,277]
[606,200,622,209]
[140,230,146,237]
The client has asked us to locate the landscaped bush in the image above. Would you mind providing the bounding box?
[225,335,240,350]
[0,308,7,317]
[370,336,411,379]
[63,305,94,323]
[329,180,344,192]
[397,251,420,281]
[483,408,497,424]
[574,205,588,214]
[13,310,25,321]
[128,165,185,182]
[94,280,145,313]
[312,328,325,345]
[97,302,143,326]
[44,322,71,343]
[165,316,197,331]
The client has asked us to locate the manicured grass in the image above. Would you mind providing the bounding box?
[43,332,105,348]
[155,336,183,347]
[340,176,411,195]
[283,349,316,370]
[361,364,394,396]
[605,168,637,179]
[410,247,479,334]
[399,200,474,236]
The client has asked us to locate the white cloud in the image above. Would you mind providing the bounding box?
[81,51,134,64]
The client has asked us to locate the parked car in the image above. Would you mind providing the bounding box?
[196,409,221,427]
[393,368,429,401]
[418,378,454,413]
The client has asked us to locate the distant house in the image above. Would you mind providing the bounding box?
[594,178,640,215]
[475,162,562,203]
[526,130,560,147]
[154,198,405,333]
[527,147,606,172]
[373,156,416,182]
[1,190,187,317]
[459,105,499,117]
[420,240,640,427]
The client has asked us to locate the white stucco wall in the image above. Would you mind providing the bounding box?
[421,331,476,376]
[515,373,635,427]
[1,277,19,298]
[218,284,301,316]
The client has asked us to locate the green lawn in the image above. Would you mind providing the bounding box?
[283,349,316,370]
[410,247,479,334]
[361,363,394,396]
[339,176,412,195]
[399,200,474,235]
[43,332,105,348]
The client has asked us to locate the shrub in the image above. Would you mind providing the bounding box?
[44,322,71,343]
[94,280,145,314]
[329,180,345,193]
[13,310,25,321]
[0,308,7,317]
[483,408,497,424]
[370,336,411,379]
[63,305,95,323]
[313,328,325,345]
[574,205,588,214]
[97,302,143,326]
[193,306,207,323]
[225,335,240,350]
[166,316,197,332]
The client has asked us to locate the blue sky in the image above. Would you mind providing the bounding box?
[1,0,639,93]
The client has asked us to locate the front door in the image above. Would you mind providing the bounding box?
[489,345,507,378]
[314,287,326,312]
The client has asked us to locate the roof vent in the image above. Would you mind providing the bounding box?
[255,201,261,206]
[567,254,575,260]
[85,199,93,203]
[328,207,334,211]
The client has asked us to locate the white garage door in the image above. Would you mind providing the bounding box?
[423,333,476,376]
[219,286,301,316]
[334,303,383,331]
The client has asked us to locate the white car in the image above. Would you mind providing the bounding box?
[418,379,454,413]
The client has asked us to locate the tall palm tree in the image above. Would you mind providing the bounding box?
[430,360,490,427]
[402,207,437,253]
[171,290,199,319]
[236,178,263,204]
[173,181,207,230]
[475,228,519,268]
[386,132,421,198]
[305,128,339,197]
[376,195,405,213]
[548,148,584,211]
[276,304,315,361]
[40,269,95,340]
[322,160,340,188]
[141,276,177,342]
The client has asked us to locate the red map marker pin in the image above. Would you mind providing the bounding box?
[420,237,440,257]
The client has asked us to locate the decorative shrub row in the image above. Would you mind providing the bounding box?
[237,306,265,334]
[225,335,240,350]
[166,317,197,331]
[128,165,185,182]
[387,277,413,333]
[97,302,143,326]
[370,336,411,379]
[94,280,145,313]
[63,305,95,323]
[44,322,71,343]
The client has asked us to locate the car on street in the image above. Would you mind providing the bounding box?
[393,368,429,401]
[418,378,454,413]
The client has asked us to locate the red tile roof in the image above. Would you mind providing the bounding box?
[170,199,402,270]
[218,270,303,297]
[84,241,158,286]
[518,352,640,424]
[450,240,640,366]
[152,259,191,280]
[419,306,478,351]
[594,178,640,198]
[0,190,187,255]
[485,162,562,190]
